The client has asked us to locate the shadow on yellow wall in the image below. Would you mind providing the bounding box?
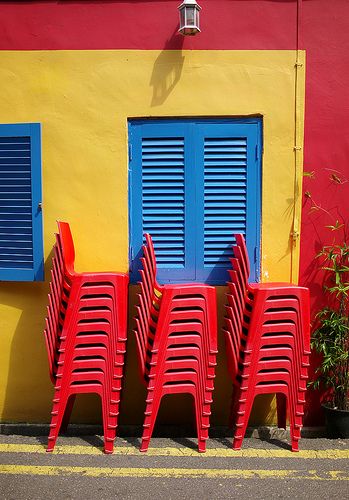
[150,28,185,107]
[1,251,54,423]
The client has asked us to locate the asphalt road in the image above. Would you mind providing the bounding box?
[0,435,348,500]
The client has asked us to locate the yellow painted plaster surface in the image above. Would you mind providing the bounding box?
[0,50,304,423]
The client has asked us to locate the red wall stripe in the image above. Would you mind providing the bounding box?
[1,1,297,50]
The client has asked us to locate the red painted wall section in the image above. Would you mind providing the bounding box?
[1,0,297,50]
[300,0,349,302]
[301,0,349,289]
[299,0,349,424]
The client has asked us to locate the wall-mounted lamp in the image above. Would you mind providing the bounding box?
[178,0,201,36]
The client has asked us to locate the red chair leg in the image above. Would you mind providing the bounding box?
[47,393,68,452]
[233,390,254,450]
[140,390,162,452]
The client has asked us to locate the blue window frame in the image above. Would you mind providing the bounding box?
[0,123,44,281]
[129,118,261,285]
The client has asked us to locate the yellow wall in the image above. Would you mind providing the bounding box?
[0,50,305,425]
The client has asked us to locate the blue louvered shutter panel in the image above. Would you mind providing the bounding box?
[142,137,185,267]
[129,120,195,283]
[0,124,43,281]
[203,137,247,266]
[195,121,261,284]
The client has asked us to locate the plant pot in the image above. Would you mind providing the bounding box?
[322,404,349,439]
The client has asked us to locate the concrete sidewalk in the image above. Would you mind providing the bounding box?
[0,433,348,500]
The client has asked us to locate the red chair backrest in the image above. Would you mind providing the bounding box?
[57,221,76,279]
[234,233,250,280]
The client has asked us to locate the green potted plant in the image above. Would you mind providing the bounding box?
[309,240,349,437]
[305,170,349,437]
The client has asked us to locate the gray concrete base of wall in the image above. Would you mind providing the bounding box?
[0,423,325,439]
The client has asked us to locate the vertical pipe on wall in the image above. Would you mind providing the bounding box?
[290,0,305,283]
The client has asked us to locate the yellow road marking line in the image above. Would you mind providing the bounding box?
[0,444,348,459]
[0,464,348,480]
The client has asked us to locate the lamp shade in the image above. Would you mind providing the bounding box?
[178,0,201,36]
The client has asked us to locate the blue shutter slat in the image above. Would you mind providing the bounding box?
[205,169,247,174]
[0,236,33,243]
[205,197,246,202]
[0,222,32,230]
[0,174,31,180]
[0,194,31,199]
[0,159,31,165]
[143,196,184,202]
[143,177,184,182]
[143,206,184,212]
[205,148,247,153]
[148,229,184,234]
[144,190,182,196]
[0,250,33,258]
[0,191,32,197]
[205,202,247,209]
[156,251,185,258]
[142,167,184,172]
[0,252,33,259]
[142,139,184,146]
[143,205,184,210]
[0,214,32,221]
[143,154,184,159]
[205,157,247,162]
[143,186,184,192]
[0,203,32,209]
[1,192,31,198]
[0,261,33,268]
[0,143,30,147]
[205,216,247,222]
[141,221,184,227]
[0,198,31,204]
[0,238,32,246]
[205,203,247,208]
[0,137,30,143]
[205,183,246,188]
[0,152,31,158]
[152,241,184,247]
[203,137,247,268]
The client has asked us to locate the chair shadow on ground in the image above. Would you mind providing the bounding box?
[118,436,142,448]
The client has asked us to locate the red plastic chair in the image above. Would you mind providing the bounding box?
[223,234,310,452]
[43,221,128,454]
[133,234,218,453]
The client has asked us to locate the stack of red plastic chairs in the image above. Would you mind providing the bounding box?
[223,234,310,451]
[133,234,218,452]
[44,221,128,453]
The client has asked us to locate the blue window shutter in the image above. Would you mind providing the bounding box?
[129,118,261,285]
[0,123,43,281]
